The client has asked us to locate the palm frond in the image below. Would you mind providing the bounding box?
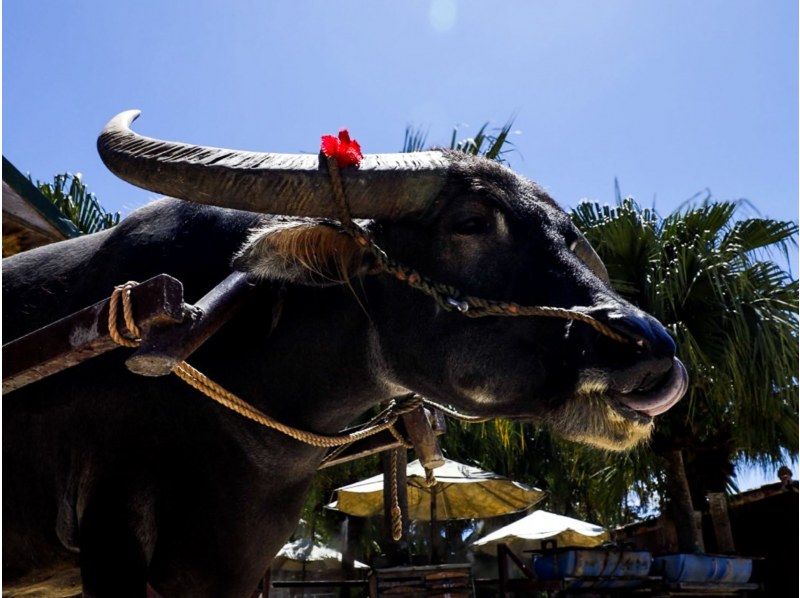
[402,125,429,153]
[33,172,120,234]
[402,117,518,163]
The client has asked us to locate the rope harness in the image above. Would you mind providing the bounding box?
[107,158,628,542]
[324,157,628,342]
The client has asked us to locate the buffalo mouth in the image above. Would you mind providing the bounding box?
[545,358,688,451]
[607,357,689,422]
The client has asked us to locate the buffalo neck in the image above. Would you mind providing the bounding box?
[188,280,400,466]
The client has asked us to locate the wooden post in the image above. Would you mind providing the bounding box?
[430,485,439,564]
[381,449,408,565]
[497,543,510,598]
[126,272,255,376]
[707,492,735,553]
[341,515,361,575]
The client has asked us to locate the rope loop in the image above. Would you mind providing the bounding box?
[108,282,142,347]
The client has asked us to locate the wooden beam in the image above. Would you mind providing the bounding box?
[2,274,184,394]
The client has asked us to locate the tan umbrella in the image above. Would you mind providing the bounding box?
[471,510,610,555]
[272,538,368,572]
[328,458,544,521]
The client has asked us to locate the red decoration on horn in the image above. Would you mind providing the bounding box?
[321,129,363,168]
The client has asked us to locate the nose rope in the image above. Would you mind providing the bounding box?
[324,157,628,344]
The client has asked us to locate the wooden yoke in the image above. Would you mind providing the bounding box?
[4,269,450,476]
[3,274,185,394]
[125,272,256,377]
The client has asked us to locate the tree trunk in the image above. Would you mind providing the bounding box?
[707,492,736,553]
[663,448,703,552]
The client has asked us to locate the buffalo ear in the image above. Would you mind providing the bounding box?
[233,220,374,286]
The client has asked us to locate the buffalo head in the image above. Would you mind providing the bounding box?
[99,111,687,451]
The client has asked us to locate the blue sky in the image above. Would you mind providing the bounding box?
[3,1,798,486]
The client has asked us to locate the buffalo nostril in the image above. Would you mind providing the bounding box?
[604,313,676,359]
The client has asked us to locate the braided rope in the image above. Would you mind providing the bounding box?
[108,283,405,448]
[324,157,628,344]
[390,449,403,541]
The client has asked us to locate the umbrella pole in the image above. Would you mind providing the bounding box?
[430,487,438,564]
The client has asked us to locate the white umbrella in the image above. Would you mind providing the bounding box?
[471,510,609,555]
[272,538,368,572]
[328,458,544,521]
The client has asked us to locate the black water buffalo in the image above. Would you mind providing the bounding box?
[3,112,687,597]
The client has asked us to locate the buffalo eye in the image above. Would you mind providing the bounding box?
[451,215,492,236]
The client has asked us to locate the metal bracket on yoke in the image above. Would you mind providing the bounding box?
[125,271,255,377]
[402,406,446,469]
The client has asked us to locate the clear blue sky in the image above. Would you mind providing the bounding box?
[3,1,798,485]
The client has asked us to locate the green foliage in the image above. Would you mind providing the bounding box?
[34,172,120,234]
[573,197,798,466]
[402,118,518,163]
[298,454,382,552]
[440,420,658,528]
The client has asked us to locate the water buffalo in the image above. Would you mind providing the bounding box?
[2,112,687,597]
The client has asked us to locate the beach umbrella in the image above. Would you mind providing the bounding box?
[470,510,609,555]
[328,458,544,521]
[272,538,368,572]
[328,458,544,562]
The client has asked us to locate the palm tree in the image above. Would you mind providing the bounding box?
[33,172,120,234]
[571,194,798,550]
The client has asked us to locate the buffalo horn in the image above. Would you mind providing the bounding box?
[97,110,451,220]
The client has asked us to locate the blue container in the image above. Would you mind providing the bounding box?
[532,547,652,589]
[651,554,752,583]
